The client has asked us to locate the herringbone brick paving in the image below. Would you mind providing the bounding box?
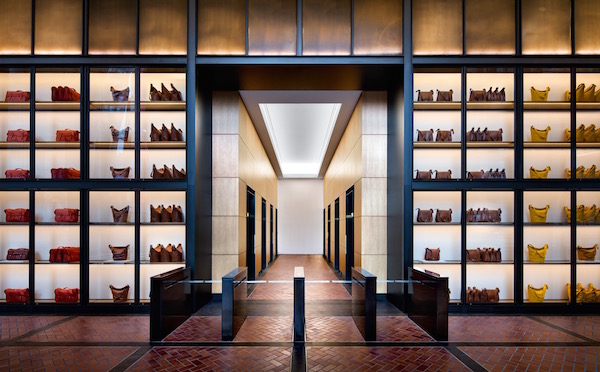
[234,316,293,342]
[164,316,222,342]
[307,347,471,371]
[0,316,66,341]
[306,316,364,342]
[377,316,434,342]
[460,346,600,371]
[128,347,291,372]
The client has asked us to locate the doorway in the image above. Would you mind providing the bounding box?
[345,186,354,280]
[334,198,340,271]
[323,208,326,257]
[246,187,256,280]
[261,198,267,271]
[327,205,331,263]
[269,204,274,263]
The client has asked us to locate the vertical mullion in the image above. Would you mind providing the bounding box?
[81,66,89,180]
[461,189,467,305]
[515,0,521,56]
[514,189,523,305]
[135,190,141,304]
[514,66,523,181]
[30,67,36,180]
[461,67,466,180]
[29,190,35,306]
[135,67,141,180]
[80,189,89,306]
[403,0,413,310]
[83,0,89,55]
[514,65,524,306]
[570,190,577,305]
[297,0,302,56]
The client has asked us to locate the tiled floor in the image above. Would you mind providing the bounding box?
[2,255,600,371]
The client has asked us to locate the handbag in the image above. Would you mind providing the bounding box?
[150,124,162,141]
[51,168,80,179]
[5,169,30,179]
[56,129,80,142]
[62,247,80,262]
[564,205,584,223]
[484,168,506,179]
[51,86,80,102]
[161,124,172,141]
[109,245,129,261]
[529,205,549,223]
[110,126,130,142]
[486,208,502,223]
[110,86,130,102]
[577,244,598,261]
[466,208,479,222]
[467,248,481,262]
[583,205,597,223]
[436,89,453,102]
[416,89,434,102]
[151,164,173,180]
[584,165,597,179]
[416,208,434,223]
[482,288,500,302]
[584,124,596,142]
[110,166,131,179]
[531,126,551,142]
[467,127,483,141]
[483,128,503,142]
[566,166,585,179]
[170,123,184,141]
[161,205,173,222]
[582,283,599,302]
[529,166,551,179]
[111,205,129,223]
[565,83,585,102]
[150,205,162,222]
[434,170,451,180]
[150,244,162,262]
[528,244,548,263]
[4,288,29,303]
[467,170,486,179]
[6,129,30,142]
[424,248,440,261]
[6,248,29,260]
[584,84,596,101]
[172,165,186,179]
[5,208,30,222]
[567,283,585,303]
[486,87,506,102]
[54,208,79,223]
[161,244,173,262]
[435,129,453,142]
[54,288,79,303]
[596,127,600,142]
[415,169,433,180]
[417,129,434,142]
[469,88,487,102]
[531,86,550,102]
[171,244,184,262]
[5,90,31,102]
[467,287,481,303]
[527,284,548,303]
[172,205,184,222]
[109,284,130,303]
[435,209,452,223]
[565,124,585,142]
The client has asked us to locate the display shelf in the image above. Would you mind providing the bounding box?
[0,102,31,111]
[0,143,29,149]
[413,260,462,264]
[466,300,515,304]
[523,142,570,148]
[34,102,80,111]
[523,222,570,226]
[466,102,515,110]
[576,260,600,264]
[576,103,600,110]
[413,222,461,226]
[89,102,135,111]
[0,222,29,226]
[413,142,460,149]
[35,142,80,149]
[413,102,461,110]
[35,261,80,264]
[523,102,570,110]
[140,142,186,149]
[35,300,80,304]
[466,261,515,265]
[0,260,28,264]
[89,300,136,304]
[466,222,514,226]
[89,142,135,149]
[466,142,514,149]
[140,102,186,111]
[35,222,79,226]
[577,222,600,226]
[576,143,600,148]
[90,260,135,265]
[140,260,185,265]
[523,300,569,304]
[89,222,135,226]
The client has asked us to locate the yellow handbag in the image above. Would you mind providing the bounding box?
[529,205,549,223]
[577,244,598,261]
[530,166,551,179]
[584,124,596,142]
[596,208,600,223]
[528,284,548,303]
[567,283,585,302]
[566,166,585,179]
[584,84,596,101]
[583,283,598,302]
[528,244,548,263]
[565,83,584,101]
[596,89,600,102]
[583,205,597,223]
[584,165,597,178]
[564,205,585,223]
[596,127,600,142]
[531,86,550,101]
[596,168,600,179]
[530,126,551,142]
[565,124,585,142]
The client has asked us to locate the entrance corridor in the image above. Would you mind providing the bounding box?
[1,255,600,371]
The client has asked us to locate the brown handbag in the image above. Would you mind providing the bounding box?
[5,169,30,179]
[6,129,30,142]
[467,287,481,303]
[485,208,502,223]
[110,86,130,102]
[54,288,79,303]
[109,245,129,261]
[56,129,80,142]
[5,90,31,102]
[480,248,492,262]
[435,170,452,180]
[51,168,80,179]
[161,124,172,141]
[110,166,131,179]
[435,129,454,142]
[51,86,80,102]
[466,208,478,222]
[171,244,184,262]
[467,170,486,179]
[150,205,162,222]
[7,248,29,260]
[172,205,184,222]
[172,165,186,180]
[171,123,184,141]
[110,126,130,142]
[150,84,162,101]
[161,244,173,262]
[54,208,79,223]
[435,209,452,223]
[467,248,482,262]
[577,244,598,261]
[62,247,80,262]
[484,168,506,179]
[467,127,483,141]
[160,205,173,222]
[484,128,503,142]
[415,169,433,180]
[170,84,183,101]
[111,206,129,224]
[5,208,30,223]
[150,245,162,262]
[436,89,453,102]
[150,124,162,141]
[424,248,440,261]
[417,129,434,142]
[161,83,174,101]
[151,164,173,180]
[416,89,434,102]
[4,288,29,303]
[109,285,130,303]
[416,208,434,223]
[469,88,487,102]
[482,288,500,302]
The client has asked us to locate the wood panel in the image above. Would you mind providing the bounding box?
[412,0,463,55]
[575,0,600,54]
[248,0,296,55]
[212,254,239,293]
[0,0,31,54]
[213,178,239,216]
[212,216,239,255]
[353,0,402,55]
[198,0,246,55]
[522,0,571,55]
[35,0,82,54]
[361,216,387,255]
[465,0,515,55]
[212,135,239,178]
[89,0,136,54]
[361,178,386,217]
[139,0,187,55]
[302,0,351,55]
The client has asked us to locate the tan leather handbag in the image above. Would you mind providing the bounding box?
[434,170,452,180]
[417,129,434,142]
[531,126,551,142]
[436,89,453,102]
[415,170,433,180]
[435,209,452,223]
[111,206,129,224]
[529,205,549,223]
[416,90,434,101]
[416,208,434,222]
[109,284,130,303]
[469,88,487,102]
[530,166,551,179]
[528,244,548,263]
[109,245,129,261]
[531,86,550,101]
[577,244,598,261]
[424,248,440,261]
[435,129,453,142]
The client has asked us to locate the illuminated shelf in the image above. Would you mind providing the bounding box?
[141,142,186,149]
[140,261,185,265]
[0,260,28,264]
[466,102,514,110]
[35,142,80,149]
[35,261,80,264]
[576,103,600,110]
[413,260,461,264]
[0,102,31,111]
[35,300,80,304]
[523,142,570,148]
[523,102,570,110]
[524,260,570,264]
[89,299,135,304]
[523,300,569,304]
[89,222,135,226]
[413,222,461,226]
[466,260,515,265]
[89,260,135,265]
[466,300,514,304]
[576,143,600,148]
[0,222,29,226]
[523,222,570,226]
[35,222,79,226]
[34,102,80,111]
[140,102,186,111]
[576,260,600,264]
[466,142,514,149]
[89,142,135,149]
[140,222,186,226]
[90,102,134,111]
[0,142,29,149]
[413,142,460,149]
[466,222,514,226]
[413,102,461,110]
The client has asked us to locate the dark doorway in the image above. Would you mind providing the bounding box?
[246,187,256,280]
[334,198,340,271]
[323,209,326,257]
[261,198,267,271]
[269,204,274,263]
[327,205,331,263]
[345,186,355,280]
[275,209,278,257]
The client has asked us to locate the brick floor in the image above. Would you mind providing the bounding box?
[22,315,149,343]
[460,346,600,371]
[0,316,66,341]
[129,347,291,372]
[234,316,292,342]
[307,347,470,371]
[449,315,581,342]
[0,346,136,372]
[164,316,222,342]
[306,316,364,342]
[536,315,600,341]
[377,316,434,342]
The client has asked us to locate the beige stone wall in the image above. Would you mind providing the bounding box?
[212,92,278,293]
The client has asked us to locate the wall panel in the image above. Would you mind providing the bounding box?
[35,0,82,55]
[198,0,246,55]
[139,0,187,55]
[89,0,136,54]
[522,0,571,55]
[0,0,31,54]
[353,0,402,55]
[413,0,462,55]
[248,0,296,55]
[575,0,600,54]
[303,0,351,55]
[465,0,515,55]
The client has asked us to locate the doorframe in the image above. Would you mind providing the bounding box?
[246,187,256,280]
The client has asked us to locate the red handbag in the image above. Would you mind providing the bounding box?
[5,169,30,179]
[6,248,29,260]
[5,91,31,102]
[5,208,29,222]
[51,168,80,179]
[56,129,80,142]
[49,247,80,263]
[4,288,29,303]
[54,288,79,303]
[54,208,79,223]
[7,129,30,142]
[51,86,80,102]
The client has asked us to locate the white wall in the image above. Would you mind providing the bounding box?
[278,179,324,254]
